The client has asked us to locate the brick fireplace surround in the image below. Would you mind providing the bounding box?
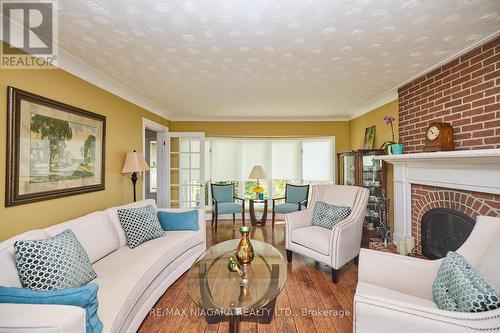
[411,184,500,253]
[379,36,500,247]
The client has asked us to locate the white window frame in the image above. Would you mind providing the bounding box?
[204,136,336,207]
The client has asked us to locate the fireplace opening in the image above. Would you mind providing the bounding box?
[421,208,475,259]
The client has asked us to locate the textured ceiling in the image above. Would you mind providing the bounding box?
[58,0,500,119]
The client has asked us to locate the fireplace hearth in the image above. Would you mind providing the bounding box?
[421,208,474,259]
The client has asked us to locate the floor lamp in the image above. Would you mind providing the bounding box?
[122,150,150,202]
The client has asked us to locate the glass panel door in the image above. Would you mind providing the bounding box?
[167,133,205,208]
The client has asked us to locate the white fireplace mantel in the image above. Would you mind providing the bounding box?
[375,149,500,242]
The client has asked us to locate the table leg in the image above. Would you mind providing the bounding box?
[229,315,240,333]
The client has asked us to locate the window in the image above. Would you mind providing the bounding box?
[204,137,335,205]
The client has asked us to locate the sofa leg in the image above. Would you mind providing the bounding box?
[354,255,359,266]
[331,268,339,283]
[286,250,292,263]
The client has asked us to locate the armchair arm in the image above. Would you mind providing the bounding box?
[358,249,441,300]
[285,208,314,249]
[272,197,285,202]
[0,303,86,333]
[298,198,308,210]
[234,196,245,202]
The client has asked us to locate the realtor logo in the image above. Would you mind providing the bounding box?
[1,0,58,69]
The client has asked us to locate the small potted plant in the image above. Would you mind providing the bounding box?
[380,115,403,154]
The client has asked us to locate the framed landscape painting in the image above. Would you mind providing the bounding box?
[6,86,106,206]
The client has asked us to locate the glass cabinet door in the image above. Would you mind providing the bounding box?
[362,154,384,229]
[343,155,356,186]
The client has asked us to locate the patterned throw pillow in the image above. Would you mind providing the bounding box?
[433,251,500,312]
[311,201,352,230]
[14,229,97,291]
[117,204,164,249]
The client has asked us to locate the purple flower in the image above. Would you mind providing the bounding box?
[384,116,395,124]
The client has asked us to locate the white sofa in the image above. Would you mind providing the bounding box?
[354,215,500,333]
[0,199,206,333]
[285,184,369,283]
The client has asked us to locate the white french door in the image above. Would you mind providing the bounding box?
[161,132,205,209]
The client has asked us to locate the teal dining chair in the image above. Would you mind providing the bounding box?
[211,183,245,232]
[272,184,310,228]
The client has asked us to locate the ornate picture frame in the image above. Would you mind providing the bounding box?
[6,86,106,206]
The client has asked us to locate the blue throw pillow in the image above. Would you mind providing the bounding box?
[433,251,500,312]
[158,210,199,231]
[0,283,103,333]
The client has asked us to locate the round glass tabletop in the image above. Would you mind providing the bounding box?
[188,239,287,315]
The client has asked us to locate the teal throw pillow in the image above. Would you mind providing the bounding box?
[0,283,103,333]
[117,204,165,248]
[433,251,500,312]
[14,229,97,291]
[158,210,199,231]
[311,201,351,230]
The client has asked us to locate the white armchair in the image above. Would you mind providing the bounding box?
[354,216,500,333]
[285,184,369,283]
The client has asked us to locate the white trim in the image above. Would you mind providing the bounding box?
[168,115,350,122]
[348,90,398,120]
[141,118,168,202]
[377,148,500,242]
[57,47,170,118]
[347,30,500,121]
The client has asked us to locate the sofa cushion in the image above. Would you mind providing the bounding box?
[0,230,49,288]
[433,251,500,312]
[44,211,119,264]
[311,201,351,230]
[91,230,203,331]
[217,202,243,214]
[14,229,97,291]
[274,203,301,214]
[0,283,103,333]
[118,205,165,249]
[106,199,158,247]
[291,226,330,255]
[478,237,500,292]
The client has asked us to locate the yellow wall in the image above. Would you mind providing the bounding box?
[348,100,399,150]
[170,121,350,152]
[348,100,398,233]
[0,68,169,240]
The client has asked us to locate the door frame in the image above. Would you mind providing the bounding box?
[142,117,168,202]
[163,132,205,209]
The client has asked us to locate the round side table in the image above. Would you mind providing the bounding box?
[249,199,268,226]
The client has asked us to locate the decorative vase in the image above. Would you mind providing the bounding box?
[258,192,264,200]
[391,143,403,155]
[235,226,254,266]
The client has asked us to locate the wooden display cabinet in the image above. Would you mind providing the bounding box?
[337,149,388,244]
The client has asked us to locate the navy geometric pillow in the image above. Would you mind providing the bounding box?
[311,201,351,230]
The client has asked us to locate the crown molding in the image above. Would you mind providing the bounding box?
[169,115,351,122]
[395,30,500,91]
[1,24,170,120]
[57,47,170,119]
[347,89,398,120]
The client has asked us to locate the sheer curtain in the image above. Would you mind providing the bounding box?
[205,137,335,202]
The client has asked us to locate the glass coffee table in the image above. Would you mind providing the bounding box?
[188,239,287,333]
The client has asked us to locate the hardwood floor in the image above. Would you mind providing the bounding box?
[138,220,357,333]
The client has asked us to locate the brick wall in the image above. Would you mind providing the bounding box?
[411,184,500,253]
[399,36,500,153]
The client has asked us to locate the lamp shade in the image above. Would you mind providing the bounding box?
[121,151,149,173]
[248,165,267,179]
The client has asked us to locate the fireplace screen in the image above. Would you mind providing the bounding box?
[421,208,474,259]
